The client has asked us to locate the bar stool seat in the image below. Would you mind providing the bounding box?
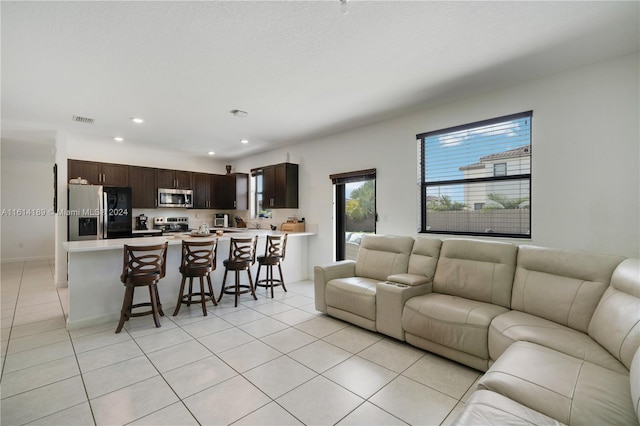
[217,236,258,307]
[255,234,288,298]
[116,242,168,333]
[173,238,218,317]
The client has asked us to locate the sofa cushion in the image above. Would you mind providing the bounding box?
[631,347,640,421]
[326,277,378,321]
[354,235,414,281]
[407,237,441,277]
[452,389,565,426]
[512,245,624,333]
[387,237,442,287]
[489,310,627,374]
[478,341,637,426]
[403,293,508,360]
[588,258,640,370]
[433,239,518,309]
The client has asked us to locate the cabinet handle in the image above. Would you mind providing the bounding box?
[234,200,236,208]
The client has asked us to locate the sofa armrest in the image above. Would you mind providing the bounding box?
[376,281,432,340]
[314,260,356,313]
[387,273,432,287]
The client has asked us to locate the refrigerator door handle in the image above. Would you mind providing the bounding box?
[101,190,108,239]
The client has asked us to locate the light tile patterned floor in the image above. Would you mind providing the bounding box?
[1,260,480,425]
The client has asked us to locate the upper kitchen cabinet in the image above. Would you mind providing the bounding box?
[129,166,157,208]
[256,163,298,209]
[193,173,215,209]
[68,159,129,187]
[157,169,192,190]
[214,173,249,210]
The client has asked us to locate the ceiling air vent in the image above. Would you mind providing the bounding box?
[72,115,94,124]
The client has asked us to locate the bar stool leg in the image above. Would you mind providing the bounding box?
[234,271,240,307]
[247,270,257,300]
[155,285,164,316]
[218,269,229,304]
[199,276,208,316]
[116,286,134,333]
[149,284,162,328]
[187,278,193,306]
[206,274,217,307]
[269,265,273,299]
[173,275,188,316]
[278,263,287,292]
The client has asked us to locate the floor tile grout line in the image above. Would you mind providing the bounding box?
[5,263,472,425]
[118,326,206,426]
[0,261,25,380]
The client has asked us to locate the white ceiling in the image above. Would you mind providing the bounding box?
[2,1,638,160]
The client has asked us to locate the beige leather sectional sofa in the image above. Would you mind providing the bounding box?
[314,235,640,425]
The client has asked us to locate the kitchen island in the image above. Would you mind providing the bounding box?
[63,229,315,330]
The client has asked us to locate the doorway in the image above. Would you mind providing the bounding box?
[331,169,377,261]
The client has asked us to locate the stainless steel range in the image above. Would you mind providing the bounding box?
[153,216,189,233]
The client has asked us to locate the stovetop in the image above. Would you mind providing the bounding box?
[153,216,189,233]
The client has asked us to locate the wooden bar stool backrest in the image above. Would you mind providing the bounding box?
[264,234,287,261]
[181,239,218,275]
[227,236,258,268]
[121,242,168,286]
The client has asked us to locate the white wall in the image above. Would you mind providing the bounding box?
[66,133,229,174]
[233,53,640,275]
[1,156,56,262]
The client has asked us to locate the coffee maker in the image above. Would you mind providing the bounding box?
[135,214,149,230]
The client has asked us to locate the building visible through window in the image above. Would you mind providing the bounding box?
[418,111,532,237]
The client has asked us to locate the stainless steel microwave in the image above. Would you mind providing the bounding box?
[158,188,193,208]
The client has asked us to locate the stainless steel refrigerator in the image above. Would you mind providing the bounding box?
[68,184,133,241]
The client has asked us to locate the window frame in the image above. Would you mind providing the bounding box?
[418,111,532,238]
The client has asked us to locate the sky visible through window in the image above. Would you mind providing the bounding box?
[424,116,530,202]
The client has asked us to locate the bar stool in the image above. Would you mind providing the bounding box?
[255,234,288,298]
[116,242,168,333]
[173,238,218,317]
[217,236,258,307]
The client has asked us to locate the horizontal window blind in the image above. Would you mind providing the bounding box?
[418,111,532,238]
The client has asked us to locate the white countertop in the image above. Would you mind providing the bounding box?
[64,229,315,252]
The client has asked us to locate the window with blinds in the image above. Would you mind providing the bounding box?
[418,111,532,238]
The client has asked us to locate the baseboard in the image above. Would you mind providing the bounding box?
[1,255,55,263]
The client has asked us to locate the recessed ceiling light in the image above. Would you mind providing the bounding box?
[131,117,144,124]
[114,137,124,142]
[241,139,249,144]
[208,151,215,155]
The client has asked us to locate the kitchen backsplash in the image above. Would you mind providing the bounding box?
[132,208,305,231]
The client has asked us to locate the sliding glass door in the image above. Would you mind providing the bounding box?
[331,169,376,261]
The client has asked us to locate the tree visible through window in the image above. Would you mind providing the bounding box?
[418,111,532,237]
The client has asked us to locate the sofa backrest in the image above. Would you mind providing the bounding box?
[433,239,518,308]
[588,258,640,370]
[512,245,624,333]
[354,234,414,281]
[407,238,442,280]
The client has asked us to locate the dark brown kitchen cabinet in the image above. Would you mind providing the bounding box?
[68,159,129,187]
[259,163,298,209]
[214,173,248,210]
[156,169,192,190]
[193,173,215,209]
[129,166,157,208]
